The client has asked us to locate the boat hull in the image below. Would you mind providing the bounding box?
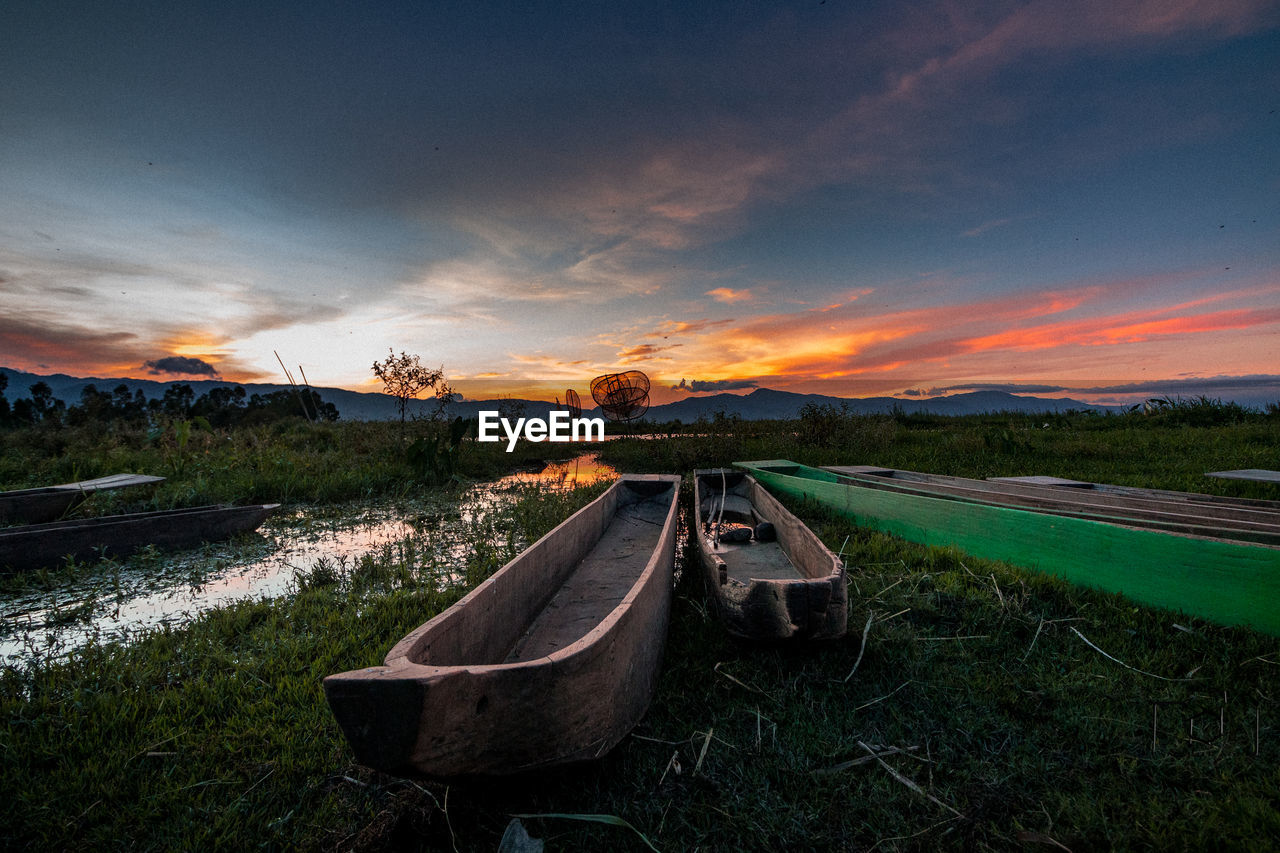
[324,475,681,776]
[737,460,1280,636]
[694,469,846,640]
[0,503,278,571]
[0,473,165,525]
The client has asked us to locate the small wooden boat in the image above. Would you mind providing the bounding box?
[693,469,846,640]
[0,473,166,525]
[0,503,279,571]
[822,465,1280,546]
[736,460,1280,636]
[324,474,681,776]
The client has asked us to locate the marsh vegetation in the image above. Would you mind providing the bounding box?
[2,402,1278,850]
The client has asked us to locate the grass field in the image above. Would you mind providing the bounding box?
[2,407,1279,851]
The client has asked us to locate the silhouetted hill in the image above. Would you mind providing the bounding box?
[642,387,1112,420]
[2,367,1116,422]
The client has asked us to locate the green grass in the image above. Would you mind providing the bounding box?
[3,412,1279,851]
[0,419,573,510]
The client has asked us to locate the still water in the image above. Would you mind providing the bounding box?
[0,453,616,667]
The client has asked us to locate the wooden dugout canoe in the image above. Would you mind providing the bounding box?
[821,465,1280,546]
[324,474,681,777]
[694,469,846,640]
[736,460,1280,636]
[0,503,279,571]
[0,473,166,525]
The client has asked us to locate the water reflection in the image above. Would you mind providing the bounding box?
[0,453,617,666]
[493,453,617,488]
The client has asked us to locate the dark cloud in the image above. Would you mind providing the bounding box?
[674,378,760,393]
[925,383,1071,395]
[143,356,220,377]
[913,377,1280,403]
[1074,376,1280,395]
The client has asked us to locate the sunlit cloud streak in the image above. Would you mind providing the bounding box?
[706,287,755,304]
[649,277,1280,391]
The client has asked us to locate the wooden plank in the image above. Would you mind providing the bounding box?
[989,473,1280,511]
[1207,469,1280,484]
[49,473,167,492]
[990,475,1092,487]
[0,473,165,525]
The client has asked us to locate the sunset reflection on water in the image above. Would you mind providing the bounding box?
[1,454,616,666]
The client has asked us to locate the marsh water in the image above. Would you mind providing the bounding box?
[1,453,616,667]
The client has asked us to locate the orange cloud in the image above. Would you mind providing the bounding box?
[707,287,754,304]
[644,319,735,339]
[962,307,1280,353]
[632,276,1280,394]
[617,343,682,363]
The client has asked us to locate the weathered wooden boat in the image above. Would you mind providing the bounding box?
[989,474,1280,511]
[821,465,1280,546]
[694,468,846,640]
[0,503,279,571]
[736,460,1280,636]
[324,474,681,776]
[0,473,166,525]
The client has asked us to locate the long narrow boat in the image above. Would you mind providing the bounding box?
[0,473,166,525]
[0,503,279,571]
[821,465,1280,546]
[324,475,681,776]
[988,474,1280,511]
[736,460,1280,636]
[693,469,846,640]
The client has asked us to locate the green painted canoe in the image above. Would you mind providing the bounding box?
[735,460,1280,636]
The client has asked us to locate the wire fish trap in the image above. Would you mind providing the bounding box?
[565,389,582,419]
[590,371,651,422]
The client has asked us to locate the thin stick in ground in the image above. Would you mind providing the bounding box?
[844,611,874,682]
[856,740,965,819]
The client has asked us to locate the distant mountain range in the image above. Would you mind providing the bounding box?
[1,367,1118,422]
[638,387,1115,420]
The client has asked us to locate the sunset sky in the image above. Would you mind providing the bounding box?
[2,1,1278,406]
